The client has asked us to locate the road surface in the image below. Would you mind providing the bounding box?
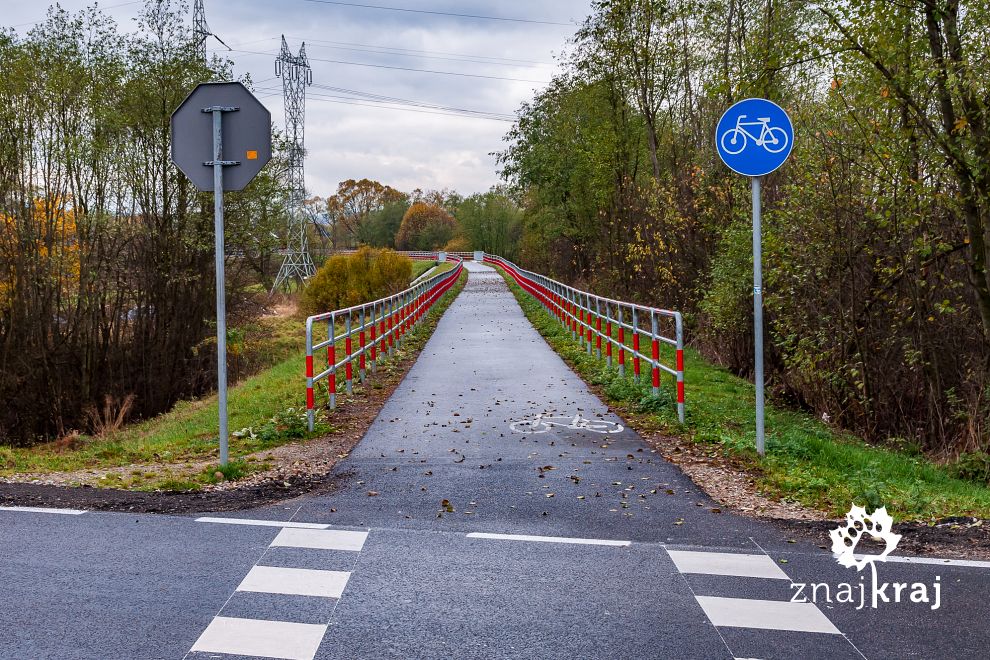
[1,263,987,659]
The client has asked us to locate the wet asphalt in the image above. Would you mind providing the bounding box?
[1,263,988,659]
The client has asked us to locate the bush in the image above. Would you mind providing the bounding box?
[444,236,471,252]
[952,452,990,485]
[395,202,459,250]
[302,247,412,315]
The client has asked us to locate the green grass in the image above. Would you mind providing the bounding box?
[0,273,468,491]
[499,270,990,521]
[411,260,438,279]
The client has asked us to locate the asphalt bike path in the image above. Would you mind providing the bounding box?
[189,263,989,659]
[1,263,988,659]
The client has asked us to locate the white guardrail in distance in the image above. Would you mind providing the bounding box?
[484,254,685,423]
[304,254,464,431]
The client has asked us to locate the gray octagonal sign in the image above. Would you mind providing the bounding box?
[171,82,272,192]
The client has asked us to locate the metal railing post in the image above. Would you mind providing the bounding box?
[569,289,577,339]
[306,318,314,432]
[632,307,641,383]
[328,314,337,410]
[595,297,602,359]
[617,306,625,377]
[345,312,353,394]
[581,293,591,355]
[676,313,685,423]
[576,290,583,344]
[379,301,387,359]
[605,301,613,367]
[651,310,660,396]
[388,296,395,357]
[370,302,377,374]
[359,306,367,383]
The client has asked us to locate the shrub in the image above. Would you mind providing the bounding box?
[952,452,990,485]
[444,236,471,252]
[395,202,459,250]
[302,247,412,315]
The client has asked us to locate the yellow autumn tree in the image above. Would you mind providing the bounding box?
[0,196,80,313]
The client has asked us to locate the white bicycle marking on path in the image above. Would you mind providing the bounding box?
[509,413,623,435]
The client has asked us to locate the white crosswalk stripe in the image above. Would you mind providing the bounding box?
[238,566,352,599]
[271,527,368,551]
[695,595,841,634]
[191,616,328,660]
[666,550,789,580]
[188,524,370,660]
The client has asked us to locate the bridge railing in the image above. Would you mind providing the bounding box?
[484,254,685,423]
[304,254,464,431]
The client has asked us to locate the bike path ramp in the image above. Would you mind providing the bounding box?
[290,261,762,546]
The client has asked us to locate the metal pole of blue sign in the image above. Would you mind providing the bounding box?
[752,177,765,456]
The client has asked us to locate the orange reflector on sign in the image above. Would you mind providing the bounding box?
[246,150,258,160]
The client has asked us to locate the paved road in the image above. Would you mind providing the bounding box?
[1,263,988,659]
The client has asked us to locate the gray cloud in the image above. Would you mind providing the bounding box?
[8,0,589,195]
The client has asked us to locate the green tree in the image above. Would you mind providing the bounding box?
[359,199,410,247]
[455,189,522,259]
[395,202,459,251]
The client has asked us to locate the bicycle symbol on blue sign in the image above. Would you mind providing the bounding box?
[715,98,794,177]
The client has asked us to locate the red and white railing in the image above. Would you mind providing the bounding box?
[485,254,685,423]
[304,254,464,431]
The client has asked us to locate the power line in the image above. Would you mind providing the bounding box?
[221,35,553,67]
[256,85,513,121]
[296,0,572,26]
[266,93,516,123]
[254,86,514,122]
[293,38,551,69]
[311,84,514,119]
[310,83,515,118]
[229,48,550,84]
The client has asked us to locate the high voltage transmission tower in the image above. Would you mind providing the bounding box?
[191,0,229,61]
[272,35,316,292]
[192,0,209,59]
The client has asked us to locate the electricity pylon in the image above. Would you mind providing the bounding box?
[272,36,316,292]
[191,0,229,61]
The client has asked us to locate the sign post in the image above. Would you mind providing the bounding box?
[171,82,272,466]
[715,98,793,456]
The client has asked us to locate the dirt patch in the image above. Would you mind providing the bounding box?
[767,517,990,561]
[0,470,352,515]
[0,277,466,514]
[639,425,829,521]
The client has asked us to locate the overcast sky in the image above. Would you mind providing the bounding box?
[7,0,591,197]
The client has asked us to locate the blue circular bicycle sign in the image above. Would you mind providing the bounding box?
[715,98,794,177]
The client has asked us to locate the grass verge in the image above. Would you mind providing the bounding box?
[0,272,468,491]
[411,260,438,279]
[500,270,990,521]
